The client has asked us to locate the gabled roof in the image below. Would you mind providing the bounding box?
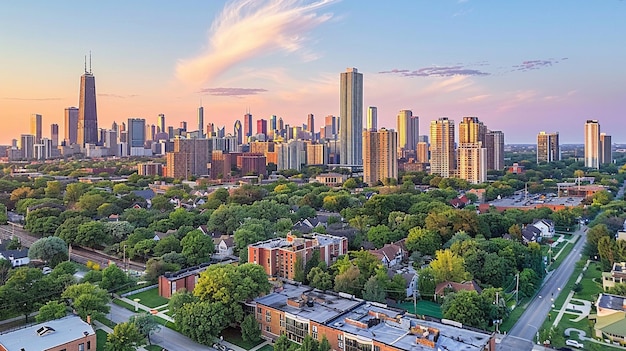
[0,248,29,260]
[522,226,541,242]
[132,189,156,200]
[435,280,482,296]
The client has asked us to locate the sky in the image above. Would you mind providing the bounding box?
[1,0,625,144]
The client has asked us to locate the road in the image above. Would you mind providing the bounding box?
[498,225,587,351]
[108,303,214,351]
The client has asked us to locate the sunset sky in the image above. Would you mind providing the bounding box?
[1,0,624,144]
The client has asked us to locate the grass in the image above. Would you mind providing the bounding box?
[499,297,529,333]
[127,288,169,308]
[113,298,137,311]
[221,327,264,350]
[96,329,108,351]
[95,315,116,329]
[574,262,603,301]
[397,300,442,319]
[145,345,165,351]
[256,345,273,351]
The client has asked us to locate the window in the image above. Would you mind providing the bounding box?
[79,343,85,351]
[266,325,271,332]
[87,341,91,350]
[258,307,262,313]
[266,310,271,322]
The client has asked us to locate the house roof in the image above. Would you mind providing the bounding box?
[0,248,29,260]
[522,226,541,242]
[599,318,626,337]
[0,315,94,351]
[435,280,482,295]
[132,189,156,200]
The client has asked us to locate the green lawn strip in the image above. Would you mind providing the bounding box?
[145,345,165,351]
[397,300,443,319]
[127,288,169,308]
[574,262,603,301]
[257,344,274,351]
[95,315,117,329]
[499,298,528,333]
[96,329,108,351]
[114,298,137,312]
[550,241,575,271]
[222,326,264,350]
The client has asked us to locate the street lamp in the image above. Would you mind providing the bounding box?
[133,298,141,312]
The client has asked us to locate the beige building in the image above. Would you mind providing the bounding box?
[396,110,419,158]
[458,116,486,144]
[585,119,600,169]
[306,143,327,165]
[457,142,487,184]
[537,131,560,164]
[363,128,398,186]
[165,138,210,179]
[429,117,455,177]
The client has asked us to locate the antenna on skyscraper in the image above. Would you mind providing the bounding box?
[84,55,87,73]
[89,51,92,73]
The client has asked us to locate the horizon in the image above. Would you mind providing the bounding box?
[1,1,625,145]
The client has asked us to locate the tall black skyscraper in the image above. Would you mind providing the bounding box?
[77,54,98,146]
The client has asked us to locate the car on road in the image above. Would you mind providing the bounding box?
[565,339,583,348]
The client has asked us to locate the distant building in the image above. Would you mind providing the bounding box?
[339,68,363,166]
[584,120,600,169]
[429,117,455,177]
[537,131,560,163]
[363,128,398,186]
[314,172,348,187]
[0,315,95,351]
[485,130,504,170]
[137,162,163,176]
[457,142,487,184]
[600,133,612,165]
[30,113,42,142]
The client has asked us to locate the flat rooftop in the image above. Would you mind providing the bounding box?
[250,234,344,250]
[0,315,94,351]
[489,195,583,209]
[598,294,626,311]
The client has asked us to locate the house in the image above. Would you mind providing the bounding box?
[602,262,626,291]
[521,225,542,244]
[592,293,626,343]
[214,236,235,257]
[153,230,177,241]
[0,315,96,351]
[0,241,29,267]
[531,219,555,238]
[449,195,470,209]
[370,241,407,268]
[434,280,482,302]
[389,267,418,298]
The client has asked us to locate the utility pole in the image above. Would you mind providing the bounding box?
[123,244,127,273]
[495,291,500,333]
[515,272,520,305]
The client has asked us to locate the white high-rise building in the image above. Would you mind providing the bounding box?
[367,106,377,132]
[584,120,600,169]
[457,142,487,184]
[429,117,455,177]
[339,68,363,165]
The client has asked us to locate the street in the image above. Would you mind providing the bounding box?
[498,225,587,351]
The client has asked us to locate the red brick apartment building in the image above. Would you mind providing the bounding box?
[253,284,495,351]
[248,233,348,280]
[0,316,96,351]
[158,258,237,298]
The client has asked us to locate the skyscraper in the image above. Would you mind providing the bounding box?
[429,117,455,177]
[30,114,42,142]
[244,112,253,140]
[158,114,166,134]
[64,107,79,145]
[257,119,268,137]
[485,130,505,170]
[363,128,398,186]
[198,105,204,137]
[537,131,560,164]
[457,143,487,184]
[584,120,600,169]
[307,114,315,141]
[396,110,419,157]
[600,133,612,165]
[367,107,377,132]
[127,118,146,156]
[234,120,242,145]
[50,124,59,148]
[459,116,486,145]
[77,55,98,146]
[270,115,278,132]
[339,68,363,165]
[19,134,35,160]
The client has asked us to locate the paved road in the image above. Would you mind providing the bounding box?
[498,225,587,351]
[108,303,214,351]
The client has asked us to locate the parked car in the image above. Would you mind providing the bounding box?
[42,267,52,275]
[565,339,583,349]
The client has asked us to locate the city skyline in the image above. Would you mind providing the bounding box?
[1,1,625,145]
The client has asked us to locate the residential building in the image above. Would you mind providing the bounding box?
[602,262,626,291]
[458,116,486,144]
[0,316,96,351]
[77,57,98,146]
[584,119,600,169]
[165,138,211,178]
[238,153,267,176]
[248,233,348,280]
[369,241,407,267]
[537,131,560,163]
[396,110,419,158]
[64,107,79,145]
[306,143,327,165]
[339,68,363,165]
[276,140,304,171]
[485,130,504,170]
[198,105,204,138]
[0,241,29,267]
[137,162,163,176]
[434,280,482,302]
[600,133,612,164]
[363,128,398,186]
[366,106,377,132]
[593,294,626,343]
[457,142,487,184]
[429,117,455,177]
[30,113,42,142]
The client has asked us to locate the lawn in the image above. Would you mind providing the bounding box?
[221,327,264,350]
[96,329,108,351]
[397,300,442,319]
[145,345,165,351]
[574,262,603,301]
[500,298,528,333]
[257,344,273,351]
[127,288,169,308]
[114,298,137,311]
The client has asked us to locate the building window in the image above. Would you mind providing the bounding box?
[266,311,271,322]
[258,307,262,313]
[87,341,91,350]
[79,343,85,351]
[266,325,271,332]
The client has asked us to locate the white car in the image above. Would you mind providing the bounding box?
[42,267,52,275]
[565,339,583,348]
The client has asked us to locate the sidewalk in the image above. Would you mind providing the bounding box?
[119,296,174,323]
[219,339,271,351]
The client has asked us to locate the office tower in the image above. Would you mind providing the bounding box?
[180,121,187,131]
[166,138,211,178]
[19,134,35,160]
[244,112,253,139]
[458,116,486,144]
[127,118,146,156]
[30,114,42,142]
[104,129,117,152]
[50,124,59,148]
[339,68,363,165]
[325,115,336,135]
[198,105,204,137]
[158,114,165,134]
[396,110,419,157]
[145,124,156,141]
[363,128,398,186]
[217,126,225,138]
[485,130,505,170]
[536,131,560,164]
[416,141,429,163]
[257,119,268,136]
[367,107,377,132]
[234,120,243,145]
[584,120,600,169]
[276,140,305,171]
[600,133,612,165]
[206,122,215,136]
[77,55,98,146]
[64,107,79,145]
[457,142,487,184]
[429,117,455,177]
[307,114,315,141]
[278,117,284,131]
[35,138,52,160]
[270,115,277,132]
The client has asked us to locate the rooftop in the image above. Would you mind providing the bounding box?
[597,293,626,311]
[0,315,94,351]
[249,233,345,250]
[489,194,583,209]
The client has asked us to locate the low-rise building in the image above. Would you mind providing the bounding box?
[0,315,96,351]
[593,293,626,343]
[602,262,626,291]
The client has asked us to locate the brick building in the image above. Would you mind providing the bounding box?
[0,316,96,351]
[248,233,347,280]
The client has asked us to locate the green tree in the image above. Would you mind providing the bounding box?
[241,314,262,344]
[168,288,197,317]
[181,229,214,265]
[301,334,319,351]
[307,267,333,291]
[294,256,306,283]
[76,193,107,216]
[334,265,361,296]
[28,236,68,267]
[418,267,436,300]
[367,224,394,248]
[178,301,231,345]
[362,276,386,303]
[274,334,292,351]
[55,215,92,246]
[105,322,144,351]
[129,313,161,345]
[0,259,11,285]
[319,336,331,351]
[608,283,626,297]
[36,300,67,322]
[76,221,109,247]
[100,264,130,291]
[0,267,46,321]
[64,183,89,204]
[430,249,469,283]
[585,224,612,258]
[62,283,110,321]
[145,258,181,282]
[406,227,441,256]
[442,290,488,329]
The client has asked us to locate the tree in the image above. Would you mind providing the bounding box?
[367,225,394,248]
[442,290,489,329]
[0,267,46,321]
[430,249,469,283]
[28,236,68,267]
[274,334,292,351]
[0,259,11,285]
[608,283,626,297]
[241,314,261,344]
[294,256,306,283]
[307,267,333,291]
[301,334,319,351]
[145,258,181,282]
[319,335,331,351]
[586,224,612,258]
[62,283,110,321]
[334,265,361,296]
[168,288,197,317]
[418,267,436,300]
[129,313,161,345]
[105,322,144,351]
[76,221,109,248]
[181,229,214,265]
[100,264,130,291]
[362,276,386,303]
[178,301,231,345]
[55,216,93,245]
[406,227,441,256]
[76,193,107,216]
[36,301,67,322]
[64,183,88,204]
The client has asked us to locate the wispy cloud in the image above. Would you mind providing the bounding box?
[199,87,268,97]
[512,58,568,72]
[2,97,62,101]
[379,65,490,77]
[98,93,139,98]
[176,0,336,86]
